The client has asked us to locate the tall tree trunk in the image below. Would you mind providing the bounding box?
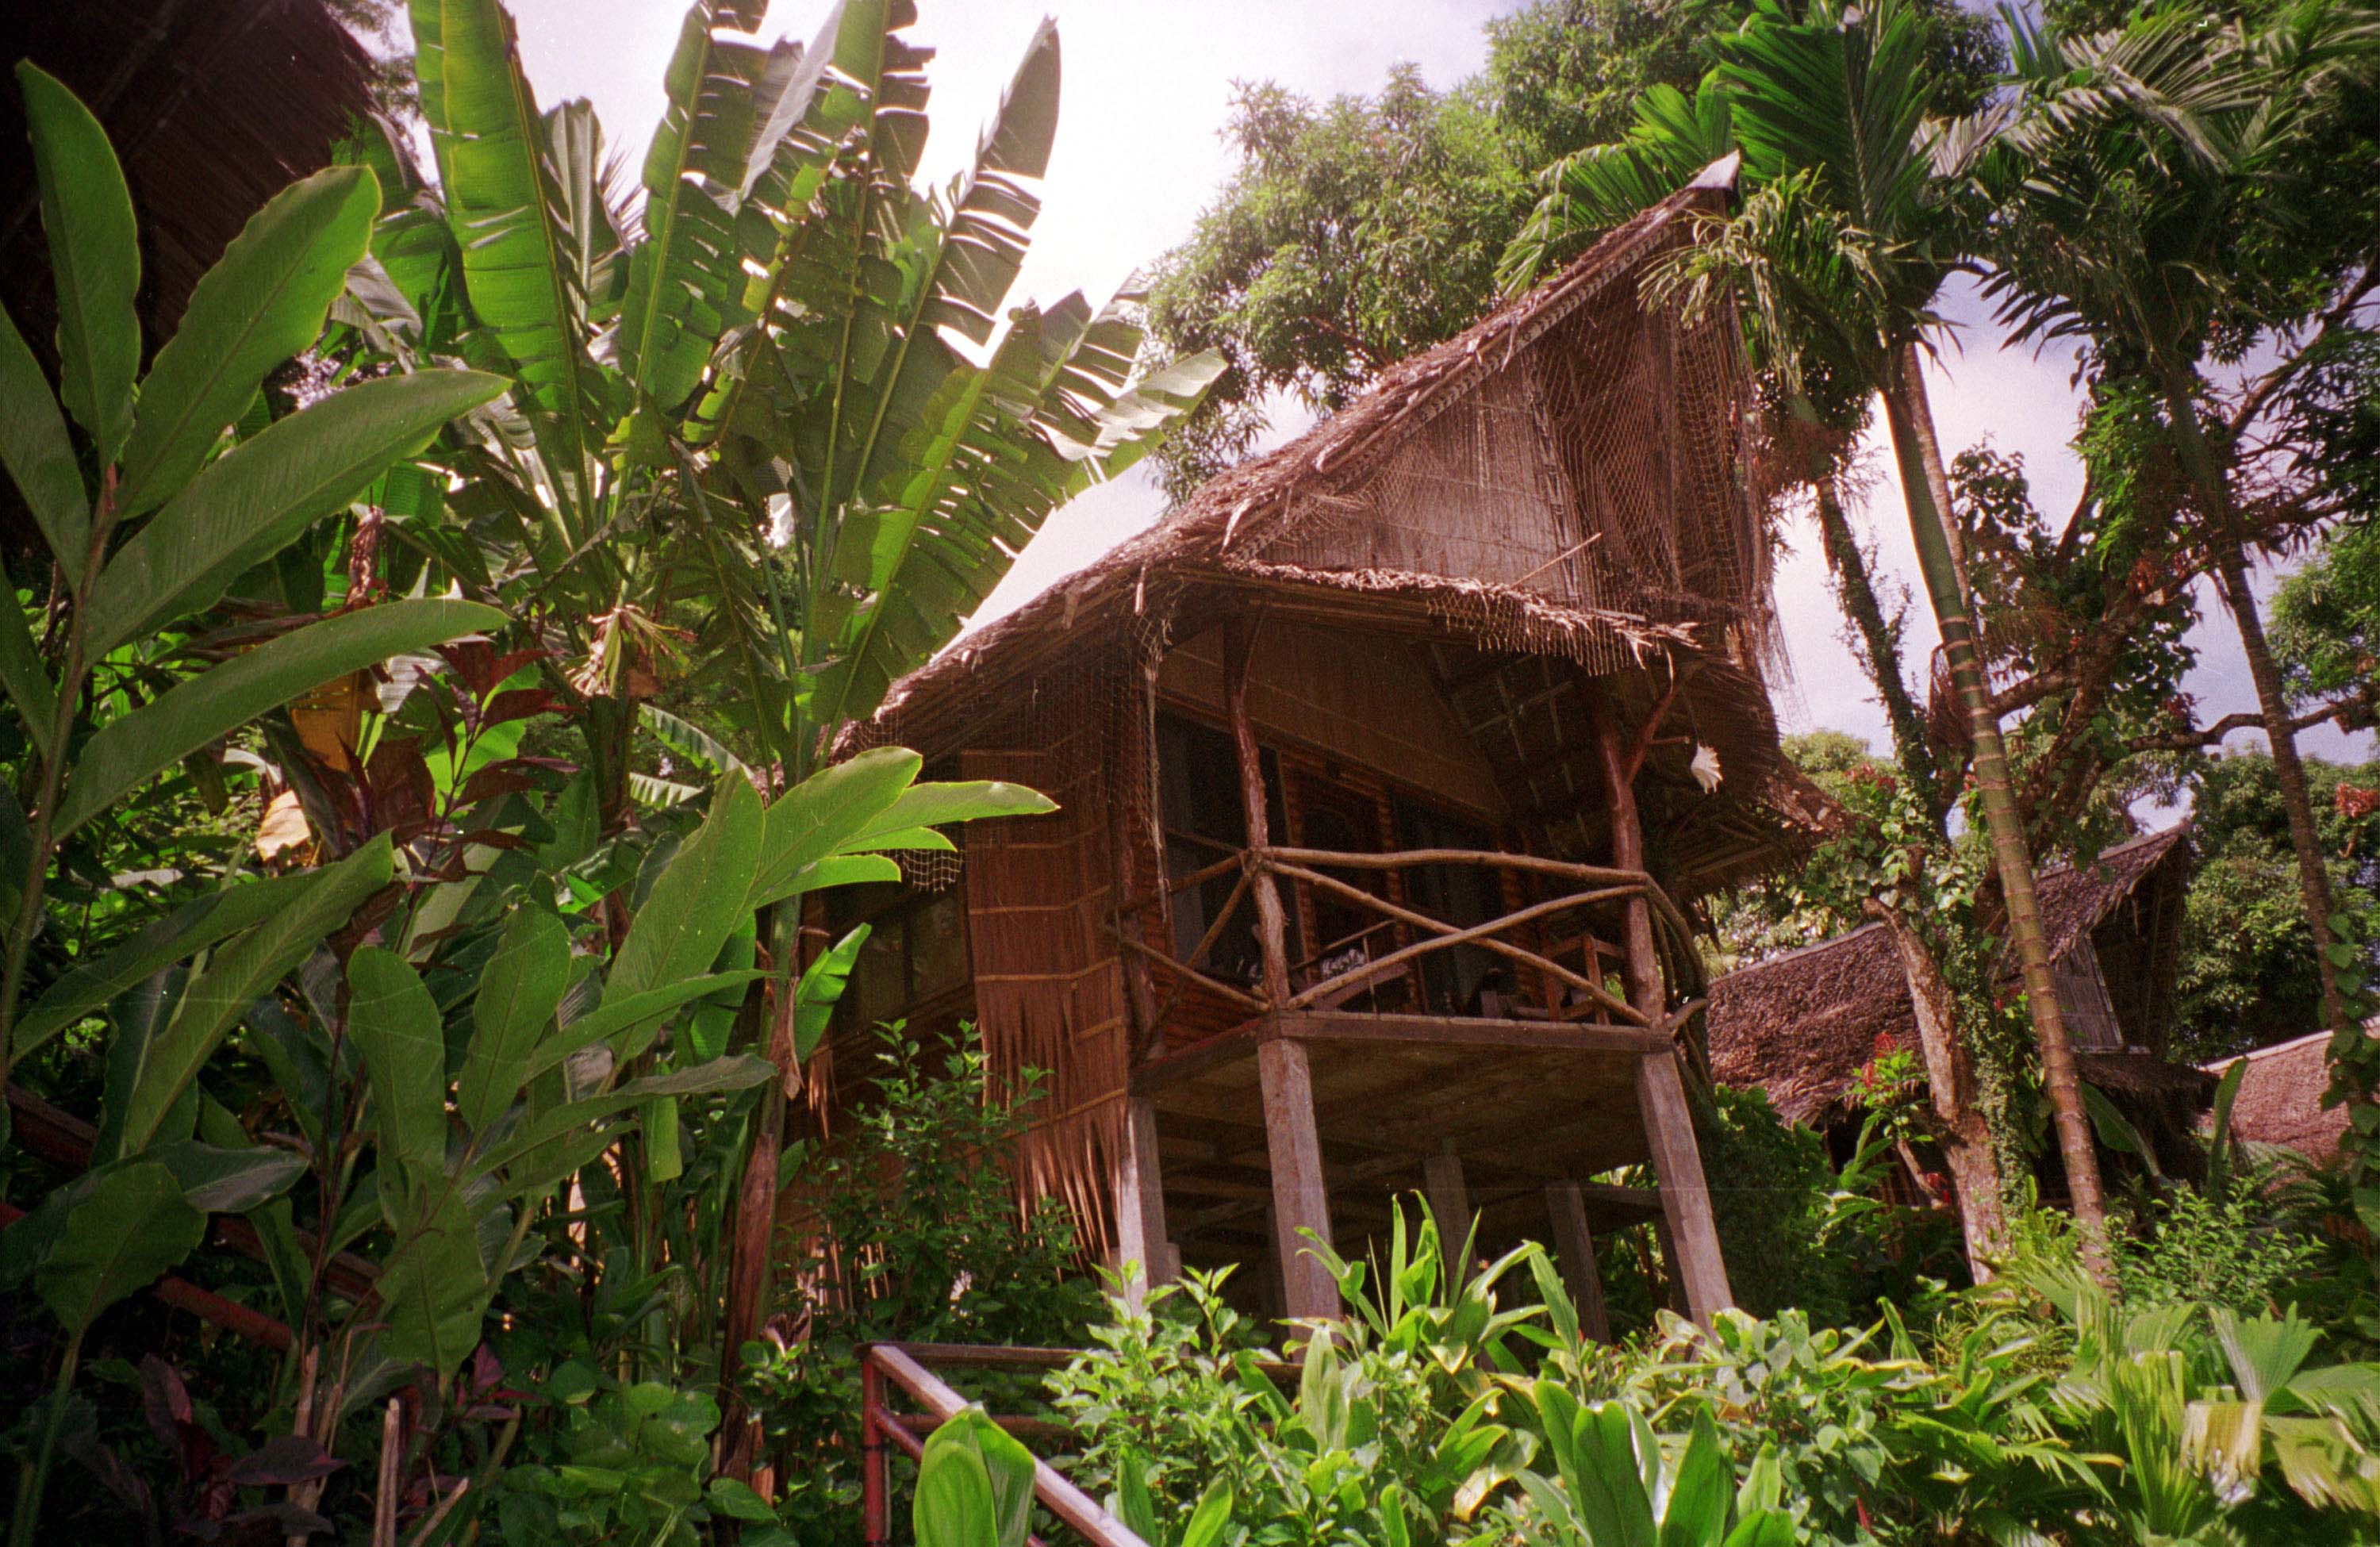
[1814,477,1942,820]
[717,915,799,1484]
[2160,374,2351,1037]
[1878,344,2113,1276]
[1873,908,2007,1276]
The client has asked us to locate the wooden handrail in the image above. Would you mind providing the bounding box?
[1143,844,1695,1035]
[1273,863,1647,1023]
[860,1343,1147,1547]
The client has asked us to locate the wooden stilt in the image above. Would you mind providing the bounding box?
[1545,1182,1612,1344]
[1258,1033,1338,1321]
[1113,1096,1178,1307]
[1637,1051,1733,1326]
[1423,1141,1471,1288]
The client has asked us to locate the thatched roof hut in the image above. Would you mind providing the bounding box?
[808,159,1810,1330]
[2205,1027,2372,1165]
[1706,826,2203,1129]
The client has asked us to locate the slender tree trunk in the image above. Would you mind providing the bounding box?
[2160,374,2351,1037]
[1873,909,2007,1276]
[1878,344,2113,1276]
[1814,477,1942,820]
[717,919,798,1484]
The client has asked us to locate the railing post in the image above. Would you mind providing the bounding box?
[861,1351,888,1547]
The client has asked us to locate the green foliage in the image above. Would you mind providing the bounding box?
[913,1408,1038,1547]
[2274,516,2380,706]
[1699,1091,1951,1327]
[2174,750,2380,1063]
[492,1365,770,1546]
[741,1026,1096,1545]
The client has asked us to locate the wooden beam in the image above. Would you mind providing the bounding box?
[1225,618,1293,1007]
[1545,1182,1613,1344]
[1112,1097,1178,1306]
[1634,1051,1733,1326]
[1257,1035,1338,1320]
[1423,1142,1470,1288]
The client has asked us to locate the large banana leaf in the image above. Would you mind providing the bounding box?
[56,599,508,837]
[81,370,509,656]
[617,0,791,411]
[115,166,383,519]
[429,0,608,519]
[15,63,140,466]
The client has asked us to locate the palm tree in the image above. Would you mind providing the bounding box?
[1980,2,2380,1043]
[1507,0,2117,1269]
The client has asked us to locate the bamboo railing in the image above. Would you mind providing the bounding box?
[858,1342,1146,1547]
[1127,845,1702,1032]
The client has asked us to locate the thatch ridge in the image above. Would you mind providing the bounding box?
[1708,825,2194,1124]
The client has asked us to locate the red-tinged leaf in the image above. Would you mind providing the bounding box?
[367,738,436,831]
[457,768,540,805]
[450,827,536,852]
[224,1435,345,1488]
[475,688,566,727]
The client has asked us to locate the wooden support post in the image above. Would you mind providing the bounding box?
[1112,1096,1179,1307]
[1545,1182,1612,1344]
[1226,619,1292,1008]
[1423,1141,1470,1288]
[1593,712,1664,1013]
[1258,1034,1338,1321]
[1636,1050,1733,1326]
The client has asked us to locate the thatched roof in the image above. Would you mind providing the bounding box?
[2205,1027,2373,1166]
[851,155,1825,893]
[1707,825,2194,1124]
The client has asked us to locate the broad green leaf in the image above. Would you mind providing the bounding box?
[108,835,394,1158]
[93,967,196,1163]
[0,555,59,760]
[433,0,603,510]
[16,63,139,464]
[0,303,90,582]
[619,0,787,409]
[846,779,1054,848]
[116,165,383,517]
[522,969,770,1081]
[1180,1480,1234,1547]
[36,1161,205,1335]
[144,1141,309,1214]
[793,923,869,1062]
[643,1093,681,1181]
[608,776,762,1009]
[56,599,506,836]
[748,747,920,907]
[349,947,450,1189]
[15,869,344,1058]
[919,1407,1038,1547]
[373,1186,489,1374]
[83,370,508,655]
[458,907,570,1133]
[913,1412,1000,1547]
[466,1054,774,1183]
[1661,1411,1732,1547]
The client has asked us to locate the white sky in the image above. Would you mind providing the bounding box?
[499,0,2373,770]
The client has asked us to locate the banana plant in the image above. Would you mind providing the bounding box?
[360,0,1220,793]
[0,61,512,1545]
